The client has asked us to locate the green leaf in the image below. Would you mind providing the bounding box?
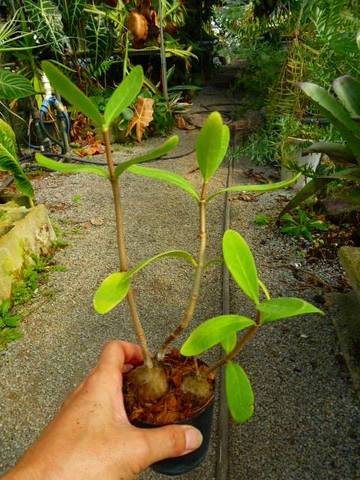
[42,61,103,128]
[0,119,17,159]
[225,362,254,424]
[104,66,143,130]
[24,0,65,55]
[93,272,130,314]
[94,250,195,314]
[0,120,33,198]
[127,165,200,201]
[221,332,237,354]
[208,173,301,202]
[0,69,35,99]
[115,135,179,177]
[258,279,270,300]
[278,178,331,217]
[333,75,360,117]
[4,314,21,327]
[303,142,356,163]
[196,112,230,182]
[223,230,259,305]
[257,297,323,325]
[35,153,109,178]
[129,250,197,277]
[298,82,360,162]
[180,315,255,356]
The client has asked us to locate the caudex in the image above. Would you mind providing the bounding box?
[37,62,323,423]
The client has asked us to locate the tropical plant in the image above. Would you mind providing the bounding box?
[33,62,323,429]
[280,69,360,217]
[280,209,329,242]
[0,119,34,202]
[0,69,35,99]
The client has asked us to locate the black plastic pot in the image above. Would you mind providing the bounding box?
[133,399,214,476]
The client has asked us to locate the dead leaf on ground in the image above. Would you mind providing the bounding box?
[243,169,269,184]
[78,141,104,157]
[126,97,154,142]
[175,114,196,130]
[230,193,258,202]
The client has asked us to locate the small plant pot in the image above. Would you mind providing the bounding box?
[133,398,214,476]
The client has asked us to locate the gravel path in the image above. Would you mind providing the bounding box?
[1,83,359,480]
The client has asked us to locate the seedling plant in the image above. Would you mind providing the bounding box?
[36,62,323,425]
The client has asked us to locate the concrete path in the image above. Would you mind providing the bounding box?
[1,78,360,480]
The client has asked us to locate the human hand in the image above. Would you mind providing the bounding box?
[3,341,203,480]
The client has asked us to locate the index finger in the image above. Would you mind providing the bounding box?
[98,340,143,376]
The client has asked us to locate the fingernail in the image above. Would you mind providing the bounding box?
[183,427,203,452]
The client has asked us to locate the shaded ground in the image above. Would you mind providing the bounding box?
[1,80,360,479]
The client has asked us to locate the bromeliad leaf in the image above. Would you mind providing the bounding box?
[333,75,360,117]
[180,315,255,356]
[93,272,131,314]
[127,165,200,201]
[208,173,301,202]
[104,66,143,130]
[196,112,230,182]
[223,230,259,304]
[115,135,179,177]
[257,297,323,325]
[225,362,254,424]
[0,69,35,99]
[298,82,360,162]
[36,153,109,178]
[42,61,103,128]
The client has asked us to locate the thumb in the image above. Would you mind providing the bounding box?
[138,425,203,466]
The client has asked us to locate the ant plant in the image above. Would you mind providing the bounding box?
[36,62,323,426]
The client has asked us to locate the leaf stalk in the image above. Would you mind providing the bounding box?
[158,182,208,356]
[103,129,152,368]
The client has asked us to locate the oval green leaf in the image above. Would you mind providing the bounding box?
[0,69,35,99]
[36,153,109,178]
[127,165,200,201]
[93,272,131,314]
[208,173,301,202]
[196,112,230,182]
[226,362,254,424]
[115,135,179,177]
[221,332,237,354]
[42,61,103,128]
[181,315,255,357]
[104,66,143,130]
[257,297,324,325]
[223,230,259,304]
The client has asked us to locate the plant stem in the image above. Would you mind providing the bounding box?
[159,182,208,356]
[208,312,261,373]
[103,129,152,368]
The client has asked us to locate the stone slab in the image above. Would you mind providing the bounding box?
[0,203,56,303]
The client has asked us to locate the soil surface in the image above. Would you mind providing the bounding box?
[1,71,360,480]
